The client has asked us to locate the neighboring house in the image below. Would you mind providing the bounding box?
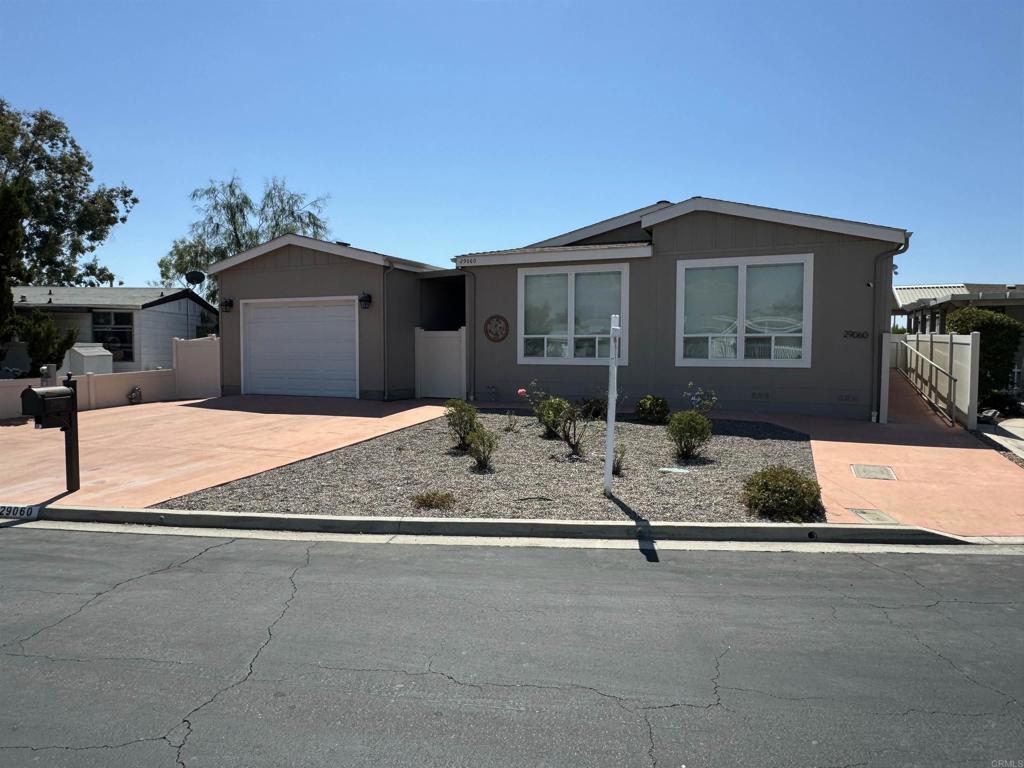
[893,282,1024,385]
[210,197,908,420]
[3,286,218,376]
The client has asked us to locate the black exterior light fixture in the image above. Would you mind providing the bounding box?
[358,292,372,309]
[219,298,234,312]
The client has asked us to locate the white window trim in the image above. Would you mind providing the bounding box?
[517,263,629,366]
[675,253,813,368]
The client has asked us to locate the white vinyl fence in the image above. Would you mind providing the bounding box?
[415,327,466,399]
[887,332,981,430]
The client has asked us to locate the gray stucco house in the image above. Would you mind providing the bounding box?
[209,197,909,420]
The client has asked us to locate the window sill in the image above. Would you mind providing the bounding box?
[519,356,629,367]
[674,357,811,369]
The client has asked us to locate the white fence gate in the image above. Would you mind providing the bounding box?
[415,327,466,399]
[885,332,981,429]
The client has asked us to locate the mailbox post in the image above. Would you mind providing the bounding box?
[21,373,80,493]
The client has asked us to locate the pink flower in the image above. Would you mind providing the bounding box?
[517,388,527,397]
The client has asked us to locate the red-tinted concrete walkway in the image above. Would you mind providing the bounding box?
[0,397,443,508]
[728,372,1024,537]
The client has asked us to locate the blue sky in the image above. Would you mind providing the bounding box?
[3,0,1022,285]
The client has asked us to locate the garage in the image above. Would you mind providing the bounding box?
[242,297,359,397]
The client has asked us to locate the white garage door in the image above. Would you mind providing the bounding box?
[243,298,358,397]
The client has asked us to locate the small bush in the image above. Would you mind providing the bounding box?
[577,394,608,421]
[536,396,570,439]
[411,489,456,511]
[559,404,589,457]
[635,394,670,424]
[521,379,549,423]
[683,382,718,415]
[444,399,478,450]
[667,410,712,460]
[741,466,822,523]
[467,426,498,471]
[503,410,521,433]
[947,307,1024,396]
[612,443,626,476]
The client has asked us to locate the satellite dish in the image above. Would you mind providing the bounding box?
[185,270,206,286]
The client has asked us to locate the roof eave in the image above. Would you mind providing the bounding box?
[640,197,908,245]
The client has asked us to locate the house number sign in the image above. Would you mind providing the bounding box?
[843,330,870,339]
[484,315,509,342]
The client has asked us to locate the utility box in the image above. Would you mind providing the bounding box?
[21,385,75,429]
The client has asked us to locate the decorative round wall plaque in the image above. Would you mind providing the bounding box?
[484,314,509,342]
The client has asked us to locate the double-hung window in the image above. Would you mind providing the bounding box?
[675,253,812,368]
[517,264,629,365]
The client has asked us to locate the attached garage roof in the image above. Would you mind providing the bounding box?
[207,233,440,275]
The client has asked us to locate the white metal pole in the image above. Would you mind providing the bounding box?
[603,314,621,497]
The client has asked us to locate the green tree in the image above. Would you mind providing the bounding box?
[0,99,136,346]
[12,310,77,377]
[158,175,329,302]
[946,307,1024,395]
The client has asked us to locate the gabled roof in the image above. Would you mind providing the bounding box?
[11,286,217,314]
[454,242,652,267]
[640,197,909,245]
[206,233,439,275]
[527,201,674,248]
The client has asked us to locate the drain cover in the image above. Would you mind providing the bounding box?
[849,508,898,524]
[851,464,897,480]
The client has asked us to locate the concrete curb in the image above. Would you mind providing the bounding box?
[39,504,973,545]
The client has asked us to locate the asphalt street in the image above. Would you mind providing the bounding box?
[0,526,1021,768]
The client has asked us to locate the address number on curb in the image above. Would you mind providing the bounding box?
[0,504,40,521]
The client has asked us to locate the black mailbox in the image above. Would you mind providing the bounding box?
[21,385,75,429]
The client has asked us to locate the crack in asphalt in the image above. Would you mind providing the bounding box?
[168,543,315,768]
[0,650,197,669]
[853,554,944,598]
[0,734,176,755]
[1,538,237,653]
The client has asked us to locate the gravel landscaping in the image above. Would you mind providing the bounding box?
[157,413,818,522]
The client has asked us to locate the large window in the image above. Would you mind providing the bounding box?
[518,264,629,365]
[676,254,812,368]
[92,311,134,362]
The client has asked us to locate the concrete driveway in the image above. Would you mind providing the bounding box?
[0,397,443,508]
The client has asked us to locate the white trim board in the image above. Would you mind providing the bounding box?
[642,197,908,245]
[455,243,651,267]
[516,262,630,367]
[527,201,674,248]
[208,233,438,275]
[675,253,814,369]
[239,295,361,397]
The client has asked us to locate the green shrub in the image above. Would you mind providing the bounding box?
[741,466,822,523]
[946,307,1024,396]
[467,426,498,471]
[559,404,589,457]
[577,394,608,421]
[612,443,626,476]
[536,396,570,439]
[635,394,670,424]
[667,410,712,460]
[443,399,478,450]
[411,489,456,511]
